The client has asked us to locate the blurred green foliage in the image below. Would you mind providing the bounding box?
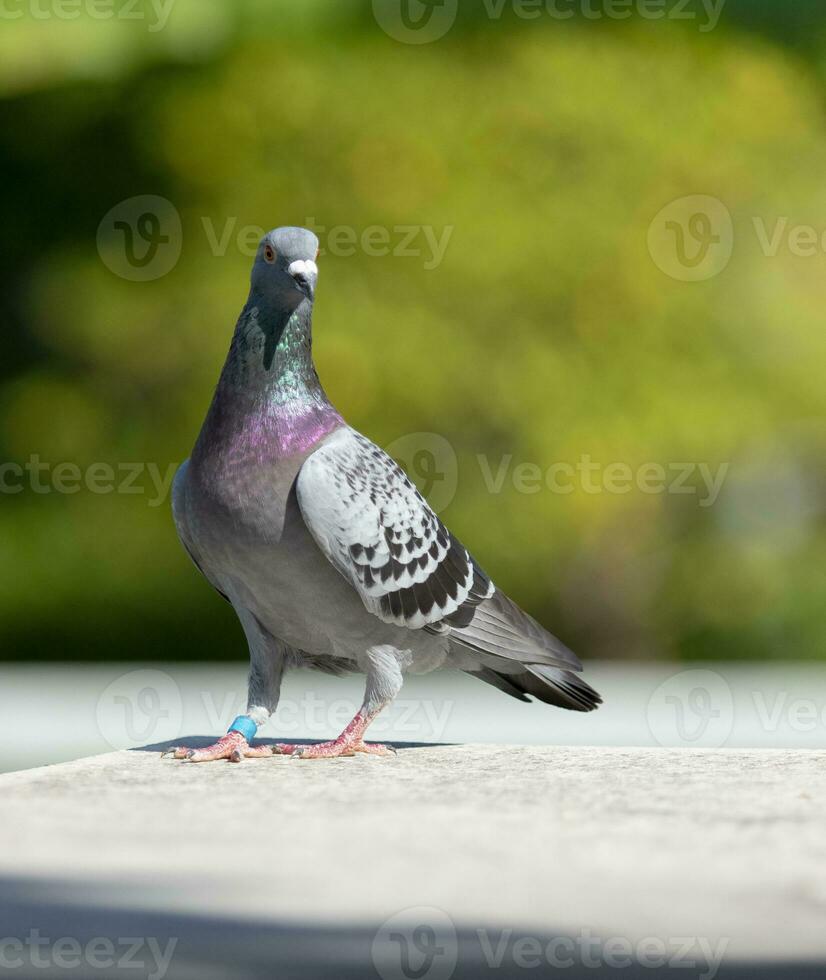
[1,0,824,663]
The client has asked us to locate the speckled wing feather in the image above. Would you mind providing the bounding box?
[296,427,490,629]
[296,427,582,671]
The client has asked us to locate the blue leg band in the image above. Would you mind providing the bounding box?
[227,715,257,741]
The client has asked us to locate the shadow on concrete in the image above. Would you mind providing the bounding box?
[134,737,454,753]
[0,875,822,980]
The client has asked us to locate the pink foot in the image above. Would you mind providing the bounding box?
[163,707,396,762]
[284,738,396,760]
[279,708,397,759]
[162,732,278,763]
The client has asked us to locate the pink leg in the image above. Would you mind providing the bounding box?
[280,707,396,760]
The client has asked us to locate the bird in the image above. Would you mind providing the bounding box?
[168,226,601,762]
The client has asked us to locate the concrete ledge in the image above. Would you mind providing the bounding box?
[1,743,824,978]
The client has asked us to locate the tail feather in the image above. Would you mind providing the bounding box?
[449,589,583,672]
[450,585,601,712]
[471,666,531,703]
[469,663,602,713]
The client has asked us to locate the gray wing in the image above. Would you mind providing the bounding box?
[296,427,582,672]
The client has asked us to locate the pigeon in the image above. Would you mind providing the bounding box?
[168,226,601,762]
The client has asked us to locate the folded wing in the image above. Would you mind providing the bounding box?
[296,427,583,675]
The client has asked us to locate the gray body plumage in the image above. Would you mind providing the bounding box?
[173,226,600,739]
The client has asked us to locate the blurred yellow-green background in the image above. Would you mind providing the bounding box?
[1,0,824,665]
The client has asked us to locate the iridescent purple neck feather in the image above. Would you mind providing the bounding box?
[194,295,342,467]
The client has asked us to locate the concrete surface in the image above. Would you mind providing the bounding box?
[0,742,824,978]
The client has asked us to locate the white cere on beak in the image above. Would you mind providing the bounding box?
[288,259,318,279]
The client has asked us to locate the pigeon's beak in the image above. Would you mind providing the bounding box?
[287,259,318,299]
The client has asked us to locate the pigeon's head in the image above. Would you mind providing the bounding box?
[250,227,320,310]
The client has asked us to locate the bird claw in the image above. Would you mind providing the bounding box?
[354,741,396,758]
[160,747,195,760]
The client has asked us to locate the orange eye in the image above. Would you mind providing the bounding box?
[264,244,276,264]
